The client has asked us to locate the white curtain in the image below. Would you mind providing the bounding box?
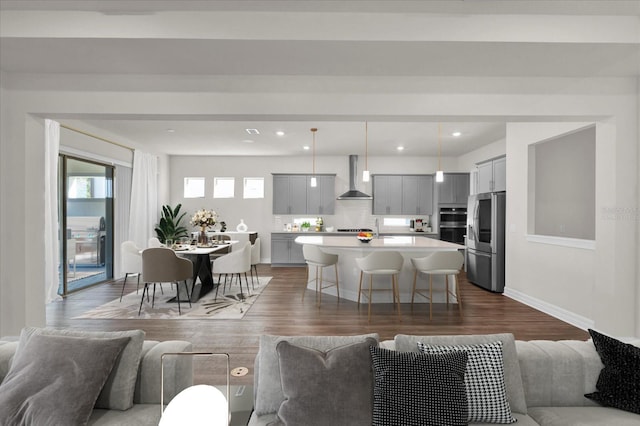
[114,164,133,278]
[128,150,158,249]
[44,119,62,303]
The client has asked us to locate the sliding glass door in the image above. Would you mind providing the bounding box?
[59,155,114,295]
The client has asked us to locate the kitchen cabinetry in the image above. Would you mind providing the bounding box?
[402,175,434,215]
[373,174,434,215]
[437,173,469,205]
[306,175,335,215]
[372,175,403,215]
[477,156,506,193]
[273,174,335,215]
[271,233,305,266]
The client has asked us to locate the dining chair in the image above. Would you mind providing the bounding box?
[148,237,164,248]
[302,244,339,307]
[250,237,261,288]
[211,241,252,300]
[410,251,464,320]
[356,251,403,322]
[139,247,193,315]
[120,240,142,301]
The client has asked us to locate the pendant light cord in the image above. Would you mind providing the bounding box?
[438,123,442,170]
[365,121,368,170]
[311,128,317,175]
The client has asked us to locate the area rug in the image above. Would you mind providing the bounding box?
[74,276,272,320]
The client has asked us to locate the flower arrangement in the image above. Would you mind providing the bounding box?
[190,209,218,230]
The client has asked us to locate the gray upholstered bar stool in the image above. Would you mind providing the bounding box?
[410,251,464,320]
[302,244,339,306]
[356,251,404,321]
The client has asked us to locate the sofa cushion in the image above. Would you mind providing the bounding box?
[528,406,640,426]
[418,340,516,423]
[0,334,129,426]
[584,329,640,414]
[17,327,145,410]
[254,333,379,416]
[369,346,468,426]
[276,338,377,426]
[395,333,527,414]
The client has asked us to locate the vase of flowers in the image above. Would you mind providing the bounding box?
[190,209,218,245]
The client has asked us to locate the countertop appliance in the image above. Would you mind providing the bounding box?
[466,192,506,293]
[439,207,466,244]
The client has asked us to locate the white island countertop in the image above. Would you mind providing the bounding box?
[294,235,464,251]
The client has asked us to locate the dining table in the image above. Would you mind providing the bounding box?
[172,242,238,302]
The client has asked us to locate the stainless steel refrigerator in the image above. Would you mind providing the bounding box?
[466,191,506,293]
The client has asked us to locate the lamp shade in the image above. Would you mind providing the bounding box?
[160,385,228,426]
[436,170,444,182]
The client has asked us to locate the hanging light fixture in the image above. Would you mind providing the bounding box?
[310,128,318,187]
[436,123,444,183]
[362,121,370,182]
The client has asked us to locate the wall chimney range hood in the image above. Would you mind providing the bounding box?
[337,155,372,200]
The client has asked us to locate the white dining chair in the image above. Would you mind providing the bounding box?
[250,237,261,288]
[148,237,164,248]
[211,241,252,300]
[120,240,142,301]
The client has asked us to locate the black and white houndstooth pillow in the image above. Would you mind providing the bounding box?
[369,346,468,426]
[418,340,516,424]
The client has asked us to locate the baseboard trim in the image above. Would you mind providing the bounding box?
[503,287,594,331]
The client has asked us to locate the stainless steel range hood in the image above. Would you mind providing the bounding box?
[337,155,372,200]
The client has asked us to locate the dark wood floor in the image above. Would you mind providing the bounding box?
[47,264,589,385]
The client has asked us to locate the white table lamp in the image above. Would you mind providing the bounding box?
[159,384,228,426]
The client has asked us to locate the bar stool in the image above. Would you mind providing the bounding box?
[410,251,464,320]
[356,251,403,321]
[302,244,339,306]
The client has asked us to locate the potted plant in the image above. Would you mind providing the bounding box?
[154,204,189,244]
[301,221,311,232]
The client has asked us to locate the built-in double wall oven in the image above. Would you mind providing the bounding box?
[439,207,467,244]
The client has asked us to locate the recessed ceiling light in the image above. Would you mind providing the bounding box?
[275,131,285,136]
[242,139,254,144]
[166,129,175,133]
[245,128,260,135]
[452,131,462,137]
[303,146,310,150]
[397,146,404,151]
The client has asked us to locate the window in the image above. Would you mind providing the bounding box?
[243,177,264,199]
[184,177,205,198]
[383,218,411,227]
[213,177,235,198]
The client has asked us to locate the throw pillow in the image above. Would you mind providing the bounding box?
[16,327,145,411]
[584,328,640,414]
[418,341,516,424]
[276,338,377,426]
[369,346,468,426]
[0,334,129,426]
[254,333,379,416]
[395,333,527,414]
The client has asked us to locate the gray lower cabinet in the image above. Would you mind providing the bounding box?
[273,174,335,215]
[271,234,305,266]
[438,173,469,205]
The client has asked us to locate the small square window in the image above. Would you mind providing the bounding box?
[214,177,235,198]
[184,177,205,198]
[243,177,264,199]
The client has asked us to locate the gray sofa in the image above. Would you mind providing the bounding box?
[0,329,192,426]
[249,333,640,426]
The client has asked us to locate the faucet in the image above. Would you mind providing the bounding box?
[374,218,379,239]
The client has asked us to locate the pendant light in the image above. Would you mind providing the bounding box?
[362,121,370,182]
[310,128,318,187]
[436,123,444,183]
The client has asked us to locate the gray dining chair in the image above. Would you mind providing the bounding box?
[140,247,193,315]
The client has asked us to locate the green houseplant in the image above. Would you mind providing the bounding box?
[154,204,189,243]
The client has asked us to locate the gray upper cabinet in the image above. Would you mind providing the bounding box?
[306,175,335,215]
[372,175,403,215]
[402,175,434,215]
[477,156,506,193]
[273,174,335,215]
[373,174,433,215]
[438,173,469,205]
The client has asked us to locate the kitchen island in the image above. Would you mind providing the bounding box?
[294,235,464,303]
